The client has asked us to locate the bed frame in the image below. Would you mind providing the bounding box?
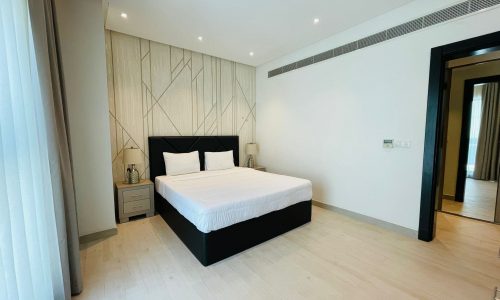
[148,136,312,266]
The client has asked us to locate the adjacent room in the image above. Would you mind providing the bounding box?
[439,54,500,222]
[440,64,499,222]
[2,0,500,299]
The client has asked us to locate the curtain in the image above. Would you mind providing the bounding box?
[472,82,500,181]
[466,85,483,177]
[0,0,81,298]
[27,0,82,295]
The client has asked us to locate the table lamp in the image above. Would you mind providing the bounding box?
[245,143,258,168]
[123,147,142,184]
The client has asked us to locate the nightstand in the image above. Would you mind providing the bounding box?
[115,179,154,223]
[253,166,266,172]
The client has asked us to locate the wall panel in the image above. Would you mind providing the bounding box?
[106,31,256,182]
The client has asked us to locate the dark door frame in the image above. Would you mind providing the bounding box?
[454,75,500,202]
[418,31,500,242]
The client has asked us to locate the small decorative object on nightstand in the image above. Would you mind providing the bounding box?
[123,147,142,184]
[245,143,258,168]
[115,179,154,223]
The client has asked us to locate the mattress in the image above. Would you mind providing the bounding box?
[155,167,312,233]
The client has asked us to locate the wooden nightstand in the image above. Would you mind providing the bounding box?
[115,179,154,223]
[253,166,266,172]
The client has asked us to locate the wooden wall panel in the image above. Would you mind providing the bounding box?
[106,30,256,182]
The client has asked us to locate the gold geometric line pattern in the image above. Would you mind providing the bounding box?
[106,30,256,182]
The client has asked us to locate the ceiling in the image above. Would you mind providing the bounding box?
[106,0,414,66]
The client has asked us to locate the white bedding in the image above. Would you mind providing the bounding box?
[155,167,312,233]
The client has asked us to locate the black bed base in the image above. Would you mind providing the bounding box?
[148,136,312,266]
[155,192,312,266]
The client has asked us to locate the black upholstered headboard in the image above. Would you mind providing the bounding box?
[148,136,239,180]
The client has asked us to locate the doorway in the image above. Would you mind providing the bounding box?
[419,31,500,242]
[440,75,500,223]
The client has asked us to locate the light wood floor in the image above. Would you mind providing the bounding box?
[74,207,500,299]
[442,178,497,222]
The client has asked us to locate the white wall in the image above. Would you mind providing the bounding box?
[55,0,116,236]
[256,0,500,231]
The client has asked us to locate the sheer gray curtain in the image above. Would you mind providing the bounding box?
[28,0,82,296]
[472,82,500,181]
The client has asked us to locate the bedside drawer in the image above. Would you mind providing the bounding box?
[123,198,150,214]
[123,188,149,202]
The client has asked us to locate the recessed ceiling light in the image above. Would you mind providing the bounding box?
[249,52,254,57]
[120,12,128,19]
[198,36,203,41]
[313,18,320,24]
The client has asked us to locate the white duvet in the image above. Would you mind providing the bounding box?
[155,167,312,233]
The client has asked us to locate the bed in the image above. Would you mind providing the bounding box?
[148,136,312,266]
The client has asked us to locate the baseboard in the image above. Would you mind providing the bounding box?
[312,200,418,238]
[79,228,117,246]
[442,194,455,200]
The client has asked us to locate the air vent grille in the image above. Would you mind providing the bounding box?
[268,68,282,77]
[423,2,469,27]
[386,18,423,39]
[268,0,500,78]
[358,31,387,49]
[296,56,314,68]
[314,50,334,63]
[470,0,500,12]
[334,41,358,56]
[282,62,297,73]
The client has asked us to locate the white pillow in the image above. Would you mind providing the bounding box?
[205,150,235,171]
[163,151,200,176]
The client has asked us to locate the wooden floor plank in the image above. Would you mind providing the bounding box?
[442,178,497,222]
[74,207,500,299]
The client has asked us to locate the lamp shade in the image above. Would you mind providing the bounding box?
[245,143,258,155]
[123,148,142,165]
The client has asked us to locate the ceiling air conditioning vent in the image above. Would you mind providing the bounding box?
[333,41,358,57]
[282,62,297,73]
[267,0,500,78]
[386,18,423,39]
[358,31,387,49]
[296,56,314,69]
[314,50,334,63]
[423,2,469,27]
[470,0,500,12]
[268,68,282,78]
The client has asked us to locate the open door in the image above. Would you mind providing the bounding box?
[419,31,500,241]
